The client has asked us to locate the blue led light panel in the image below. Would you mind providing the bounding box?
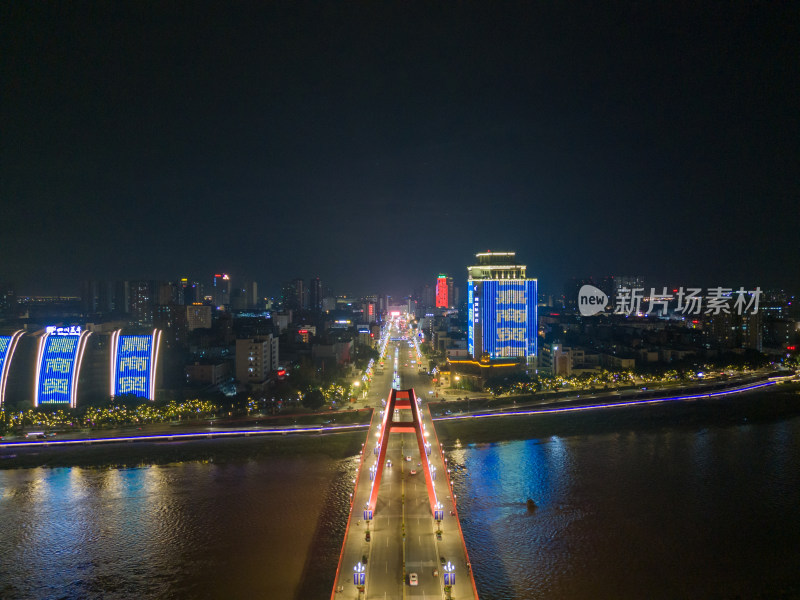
[467,282,475,357]
[114,335,153,399]
[37,335,80,404]
[480,280,538,359]
[0,336,12,378]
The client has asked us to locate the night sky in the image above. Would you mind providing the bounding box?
[2,3,798,297]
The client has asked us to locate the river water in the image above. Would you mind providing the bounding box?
[0,455,360,599]
[448,417,800,599]
[1,396,799,599]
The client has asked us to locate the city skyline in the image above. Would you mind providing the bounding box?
[2,4,798,297]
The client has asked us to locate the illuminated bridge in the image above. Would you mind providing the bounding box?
[331,376,479,598]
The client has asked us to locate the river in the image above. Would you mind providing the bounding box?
[1,389,799,599]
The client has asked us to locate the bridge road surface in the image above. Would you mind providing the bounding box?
[333,336,478,600]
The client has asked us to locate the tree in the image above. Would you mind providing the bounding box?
[302,389,325,410]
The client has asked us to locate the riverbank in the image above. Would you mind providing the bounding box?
[4,382,797,469]
[0,426,367,469]
[2,383,798,600]
[433,381,800,445]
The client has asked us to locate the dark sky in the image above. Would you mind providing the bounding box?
[2,2,798,298]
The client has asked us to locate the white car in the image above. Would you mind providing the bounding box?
[409,572,418,586]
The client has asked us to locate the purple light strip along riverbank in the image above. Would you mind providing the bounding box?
[0,381,780,449]
[432,381,777,422]
[0,423,371,448]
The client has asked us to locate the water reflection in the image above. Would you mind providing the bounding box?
[0,456,354,599]
[1,415,799,600]
[451,416,800,600]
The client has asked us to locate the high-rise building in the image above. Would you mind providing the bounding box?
[114,280,130,314]
[467,251,538,363]
[281,278,306,311]
[435,275,453,308]
[212,273,232,307]
[246,281,259,309]
[615,275,644,295]
[294,278,307,310]
[81,280,115,314]
[186,304,213,331]
[418,284,435,311]
[308,277,322,312]
[181,279,203,305]
[130,280,153,327]
[0,281,16,318]
[154,281,176,305]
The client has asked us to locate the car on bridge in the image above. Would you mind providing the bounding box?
[409,572,418,586]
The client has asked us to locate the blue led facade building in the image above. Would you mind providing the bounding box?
[0,331,24,406]
[467,252,538,363]
[35,327,92,407]
[110,329,162,400]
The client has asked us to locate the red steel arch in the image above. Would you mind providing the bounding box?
[367,388,438,515]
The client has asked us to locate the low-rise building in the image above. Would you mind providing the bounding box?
[185,361,230,386]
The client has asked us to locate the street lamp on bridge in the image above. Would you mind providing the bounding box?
[353,561,365,596]
[443,561,455,598]
[434,501,444,538]
[363,507,373,533]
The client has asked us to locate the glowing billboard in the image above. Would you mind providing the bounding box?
[35,329,92,407]
[469,279,537,360]
[0,331,24,406]
[109,329,162,400]
[436,275,449,308]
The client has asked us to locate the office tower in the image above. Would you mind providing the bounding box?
[129,280,153,326]
[309,277,322,312]
[467,251,538,363]
[436,275,453,309]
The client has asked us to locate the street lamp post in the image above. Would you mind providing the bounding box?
[443,561,455,598]
[353,561,365,598]
[363,507,373,533]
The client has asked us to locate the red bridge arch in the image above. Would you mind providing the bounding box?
[367,388,438,515]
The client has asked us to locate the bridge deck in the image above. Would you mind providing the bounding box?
[331,389,478,599]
